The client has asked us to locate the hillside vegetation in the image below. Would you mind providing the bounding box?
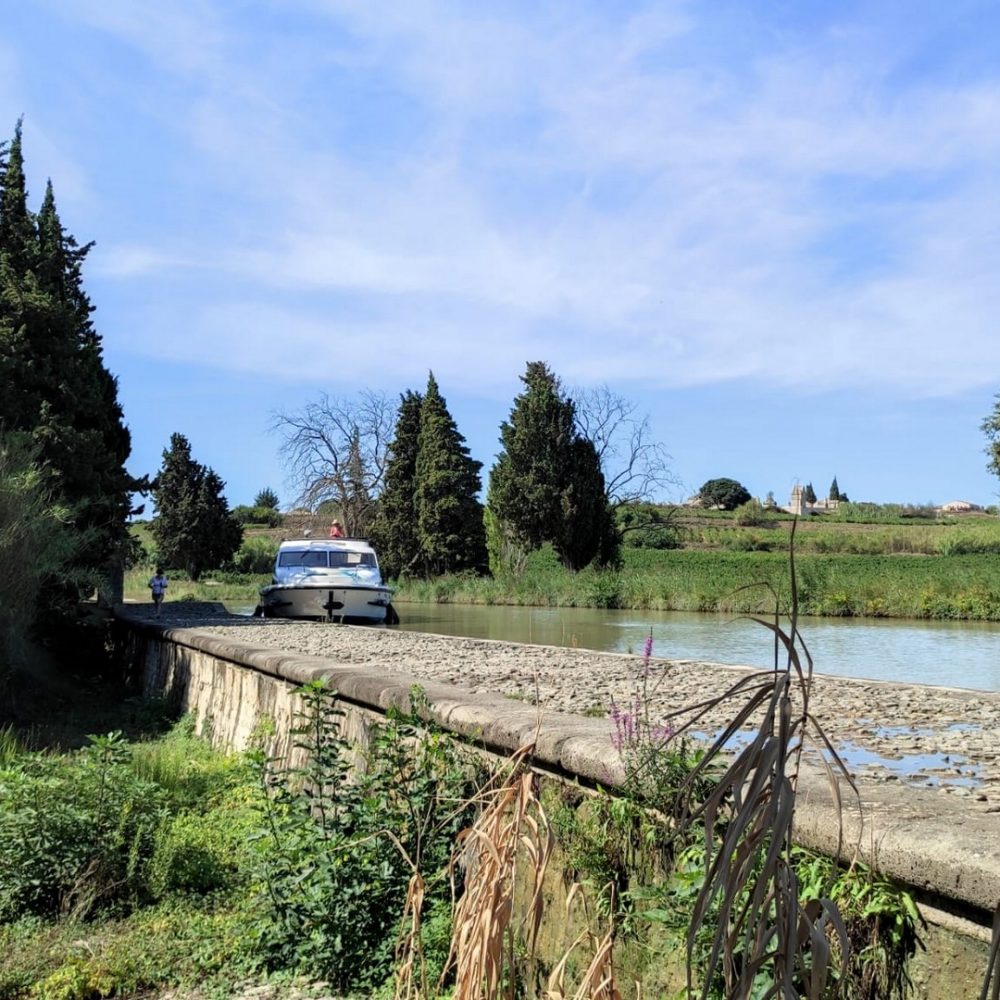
[126,506,1000,621]
[393,507,1000,621]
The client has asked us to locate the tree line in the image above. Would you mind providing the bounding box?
[268,361,674,581]
[145,360,664,585]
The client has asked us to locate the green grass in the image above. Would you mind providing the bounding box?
[0,699,473,999]
[0,719,263,999]
[394,545,1000,620]
[126,511,1000,621]
[123,565,267,606]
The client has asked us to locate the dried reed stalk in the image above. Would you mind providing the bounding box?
[394,870,427,1000]
[981,901,1000,1000]
[442,742,553,1000]
[545,883,622,1000]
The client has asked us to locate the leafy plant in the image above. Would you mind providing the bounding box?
[661,555,857,998]
[0,731,165,921]
[229,535,280,574]
[0,434,80,679]
[249,681,482,991]
[231,504,283,527]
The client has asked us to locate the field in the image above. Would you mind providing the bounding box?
[126,509,1000,621]
[394,509,1000,620]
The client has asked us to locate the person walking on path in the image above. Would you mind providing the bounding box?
[148,567,168,618]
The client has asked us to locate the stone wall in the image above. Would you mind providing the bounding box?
[118,615,999,998]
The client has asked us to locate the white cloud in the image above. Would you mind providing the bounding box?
[42,0,1000,400]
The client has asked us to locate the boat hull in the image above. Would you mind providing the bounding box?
[259,582,393,623]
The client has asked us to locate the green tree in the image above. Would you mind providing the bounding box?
[487,361,616,571]
[413,374,487,576]
[0,434,77,690]
[370,390,424,579]
[0,121,35,279]
[0,122,136,606]
[802,482,817,505]
[982,396,1000,488]
[554,436,618,569]
[829,476,842,502]
[342,428,372,536]
[151,434,241,580]
[254,487,279,510]
[698,477,752,511]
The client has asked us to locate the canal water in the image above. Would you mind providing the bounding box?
[391,603,1000,692]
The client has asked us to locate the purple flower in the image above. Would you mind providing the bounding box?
[650,723,675,746]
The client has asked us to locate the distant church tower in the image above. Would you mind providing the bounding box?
[789,484,805,516]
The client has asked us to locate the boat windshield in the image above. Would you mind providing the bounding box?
[278,550,376,569]
[330,551,375,568]
[278,551,329,568]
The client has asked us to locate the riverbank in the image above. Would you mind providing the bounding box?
[142,602,1000,806]
[126,510,1000,622]
[392,547,1000,620]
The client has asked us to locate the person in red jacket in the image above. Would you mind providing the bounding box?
[329,519,345,538]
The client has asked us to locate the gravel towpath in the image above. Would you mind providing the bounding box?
[143,604,1000,809]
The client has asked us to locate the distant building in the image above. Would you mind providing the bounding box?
[938,500,983,513]
[784,484,839,516]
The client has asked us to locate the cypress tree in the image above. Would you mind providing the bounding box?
[371,390,424,579]
[0,121,40,432]
[554,437,619,571]
[35,182,134,585]
[0,122,135,604]
[828,476,840,502]
[487,361,616,570]
[487,361,576,551]
[0,121,35,278]
[413,374,487,576]
[342,428,373,536]
[152,433,241,580]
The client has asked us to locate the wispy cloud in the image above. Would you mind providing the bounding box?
[16,0,1000,399]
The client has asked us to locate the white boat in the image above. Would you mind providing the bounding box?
[258,538,396,623]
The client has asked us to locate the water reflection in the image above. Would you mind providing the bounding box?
[391,604,1000,692]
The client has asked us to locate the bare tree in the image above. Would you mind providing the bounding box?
[271,390,396,537]
[573,385,679,510]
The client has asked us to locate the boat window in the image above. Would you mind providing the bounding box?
[278,551,329,568]
[329,551,375,568]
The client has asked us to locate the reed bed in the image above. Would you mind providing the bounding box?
[395,548,1000,621]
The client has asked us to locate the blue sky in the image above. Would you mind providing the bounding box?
[5,1,1000,508]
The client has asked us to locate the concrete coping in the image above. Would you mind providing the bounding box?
[125,615,1000,922]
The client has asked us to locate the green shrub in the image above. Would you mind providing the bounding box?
[148,811,244,898]
[733,498,771,527]
[586,572,622,608]
[0,434,80,675]
[229,536,279,574]
[129,717,244,811]
[0,902,254,1000]
[231,505,282,527]
[254,488,280,510]
[0,732,164,921]
[617,503,681,549]
[248,683,483,991]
